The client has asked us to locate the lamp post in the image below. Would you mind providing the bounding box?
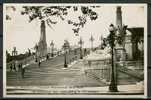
[78,37,84,59]
[34,44,38,62]
[100,35,104,49]
[62,40,70,68]
[50,40,54,57]
[12,47,18,69]
[89,35,94,51]
[108,24,118,92]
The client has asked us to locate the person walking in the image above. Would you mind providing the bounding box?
[21,65,25,78]
[38,60,41,67]
[19,63,23,71]
[18,64,21,71]
[10,63,13,71]
[46,54,49,60]
[13,62,16,72]
[84,48,87,56]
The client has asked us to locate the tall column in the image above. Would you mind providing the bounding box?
[40,20,46,44]
[116,6,122,29]
[116,6,126,61]
[38,20,47,57]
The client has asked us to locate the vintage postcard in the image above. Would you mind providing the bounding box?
[3,3,147,98]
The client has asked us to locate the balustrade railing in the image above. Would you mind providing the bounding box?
[83,59,111,84]
[83,59,144,84]
[7,55,35,71]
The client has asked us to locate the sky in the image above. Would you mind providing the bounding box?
[4,4,146,54]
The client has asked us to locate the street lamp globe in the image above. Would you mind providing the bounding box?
[108,24,117,32]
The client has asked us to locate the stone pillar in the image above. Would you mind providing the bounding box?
[116,6,122,29]
[115,6,126,61]
[38,20,47,57]
[115,45,126,61]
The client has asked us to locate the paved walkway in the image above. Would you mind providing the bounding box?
[7,54,105,87]
[6,51,144,95]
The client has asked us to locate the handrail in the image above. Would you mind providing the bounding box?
[6,55,35,69]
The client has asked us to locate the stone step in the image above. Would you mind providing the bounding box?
[117,66,144,81]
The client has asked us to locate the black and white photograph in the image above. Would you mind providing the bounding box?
[3,4,147,98]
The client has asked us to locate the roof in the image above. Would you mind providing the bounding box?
[127,27,144,36]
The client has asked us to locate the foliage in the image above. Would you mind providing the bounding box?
[21,6,100,35]
[28,48,31,56]
[102,24,128,50]
[5,6,16,20]
[102,24,117,50]
[6,49,33,63]
[6,50,12,63]
[130,28,144,60]
[100,38,107,49]
[116,25,127,45]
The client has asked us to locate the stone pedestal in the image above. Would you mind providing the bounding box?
[115,45,126,62]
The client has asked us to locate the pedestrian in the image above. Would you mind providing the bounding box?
[18,64,21,71]
[20,64,22,69]
[84,48,87,56]
[10,63,13,71]
[74,49,77,55]
[13,62,16,72]
[38,60,41,67]
[21,66,25,78]
[35,57,38,62]
[19,63,23,71]
[46,54,49,60]
[57,51,59,56]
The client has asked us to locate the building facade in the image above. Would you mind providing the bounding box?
[115,6,144,61]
